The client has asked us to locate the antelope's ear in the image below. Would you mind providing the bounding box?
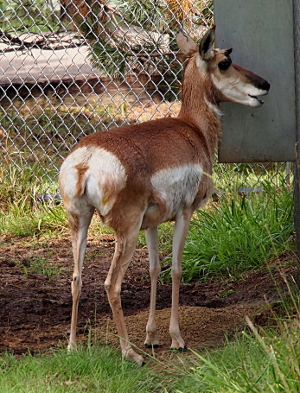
[176,28,198,57]
[225,48,233,57]
[199,26,216,60]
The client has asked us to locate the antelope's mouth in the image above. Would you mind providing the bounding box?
[248,94,264,105]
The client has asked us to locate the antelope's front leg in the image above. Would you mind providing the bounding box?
[144,226,161,348]
[169,211,192,350]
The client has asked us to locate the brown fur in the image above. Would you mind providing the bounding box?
[74,163,89,198]
[75,117,212,174]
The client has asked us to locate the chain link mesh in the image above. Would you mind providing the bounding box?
[0,0,290,201]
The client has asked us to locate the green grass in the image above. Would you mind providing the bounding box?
[0,346,163,393]
[177,305,300,393]
[18,255,63,279]
[162,181,295,282]
[1,304,300,393]
[0,160,68,237]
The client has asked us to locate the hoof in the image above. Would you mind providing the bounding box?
[67,342,77,352]
[170,346,188,352]
[123,348,144,366]
[144,343,160,349]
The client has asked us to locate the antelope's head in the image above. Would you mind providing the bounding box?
[176,26,270,108]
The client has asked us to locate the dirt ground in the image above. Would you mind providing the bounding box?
[0,233,297,359]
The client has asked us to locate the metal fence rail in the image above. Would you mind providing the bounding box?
[0,1,289,197]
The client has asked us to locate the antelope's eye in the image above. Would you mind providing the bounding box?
[218,60,231,71]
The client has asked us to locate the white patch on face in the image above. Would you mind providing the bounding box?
[60,146,127,216]
[211,74,266,107]
[150,164,203,219]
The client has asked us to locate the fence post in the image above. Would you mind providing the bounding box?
[293,0,300,263]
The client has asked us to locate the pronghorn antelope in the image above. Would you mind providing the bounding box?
[59,26,270,365]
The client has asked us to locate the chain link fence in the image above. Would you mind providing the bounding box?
[0,0,291,200]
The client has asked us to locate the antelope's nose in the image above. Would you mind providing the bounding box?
[262,79,271,92]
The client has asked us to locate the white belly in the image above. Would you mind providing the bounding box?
[149,164,203,220]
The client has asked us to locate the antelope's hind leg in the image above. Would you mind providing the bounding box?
[104,222,144,365]
[68,207,94,351]
[144,226,161,348]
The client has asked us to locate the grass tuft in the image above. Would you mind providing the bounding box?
[185,305,300,392]
[162,181,295,282]
[0,346,163,393]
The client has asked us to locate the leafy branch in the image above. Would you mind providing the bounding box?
[73,0,213,84]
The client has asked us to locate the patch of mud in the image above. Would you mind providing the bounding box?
[0,235,297,356]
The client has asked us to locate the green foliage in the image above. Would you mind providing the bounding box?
[75,0,202,95]
[184,314,300,393]
[162,182,295,283]
[0,200,68,237]
[86,36,136,81]
[0,346,162,393]
[118,0,164,30]
[19,255,63,279]
[0,160,68,237]
[0,0,60,33]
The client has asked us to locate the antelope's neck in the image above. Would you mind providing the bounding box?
[178,76,222,156]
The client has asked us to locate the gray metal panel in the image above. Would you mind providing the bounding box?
[214,0,296,162]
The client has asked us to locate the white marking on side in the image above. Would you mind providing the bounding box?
[150,164,203,218]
